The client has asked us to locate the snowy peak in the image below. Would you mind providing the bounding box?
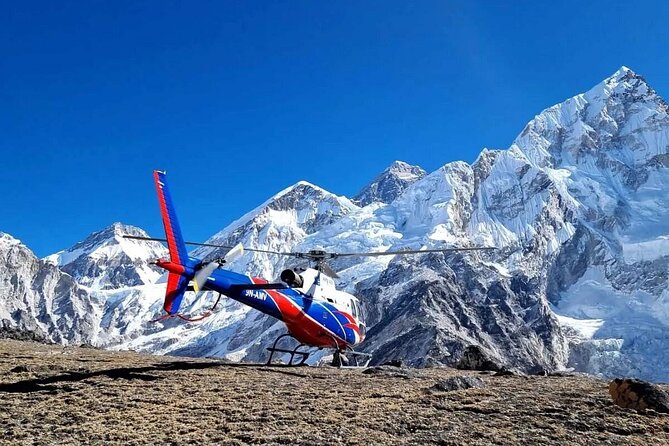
[45,222,164,266]
[44,222,167,290]
[607,65,635,82]
[603,65,647,88]
[587,65,662,111]
[386,160,427,180]
[391,161,474,240]
[513,66,669,169]
[354,160,427,206]
[210,181,358,242]
[194,181,358,279]
[0,232,23,251]
[265,181,358,233]
[0,232,34,274]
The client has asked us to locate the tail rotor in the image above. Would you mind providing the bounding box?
[192,243,244,293]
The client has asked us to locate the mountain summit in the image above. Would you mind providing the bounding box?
[44,223,167,290]
[354,160,426,206]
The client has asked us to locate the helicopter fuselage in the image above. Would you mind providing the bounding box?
[201,266,366,349]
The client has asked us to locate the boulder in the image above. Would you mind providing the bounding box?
[609,378,669,413]
[456,346,502,372]
[430,376,485,392]
[493,367,525,377]
[362,365,415,379]
[381,359,404,368]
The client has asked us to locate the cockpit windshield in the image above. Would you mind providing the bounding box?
[352,300,364,323]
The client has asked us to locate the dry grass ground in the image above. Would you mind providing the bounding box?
[0,340,668,445]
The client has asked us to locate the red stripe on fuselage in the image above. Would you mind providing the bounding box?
[251,277,348,348]
[335,311,361,336]
[344,323,361,335]
[335,310,356,324]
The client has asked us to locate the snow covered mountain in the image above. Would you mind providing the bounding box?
[515,67,669,381]
[44,223,167,289]
[0,233,98,344]
[193,180,359,279]
[353,160,426,206]
[2,66,668,382]
[93,181,360,358]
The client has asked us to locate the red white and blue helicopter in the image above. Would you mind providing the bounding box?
[125,171,493,367]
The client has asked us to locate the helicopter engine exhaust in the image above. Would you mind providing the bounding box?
[280,269,304,288]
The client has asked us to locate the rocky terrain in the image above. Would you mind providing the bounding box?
[1,66,669,382]
[0,340,668,446]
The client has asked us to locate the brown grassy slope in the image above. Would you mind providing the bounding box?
[0,340,668,445]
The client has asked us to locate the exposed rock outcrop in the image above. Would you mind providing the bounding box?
[609,378,669,413]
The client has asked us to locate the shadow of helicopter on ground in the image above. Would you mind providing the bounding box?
[0,361,320,394]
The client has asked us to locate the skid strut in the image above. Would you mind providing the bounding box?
[266,333,311,366]
[333,345,372,368]
[326,333,372,368]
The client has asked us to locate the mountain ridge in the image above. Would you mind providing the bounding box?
[2,66,669,381]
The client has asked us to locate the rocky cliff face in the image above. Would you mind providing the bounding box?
[2,67,668,381]
[350,67,669,378]
[0,233,98,344]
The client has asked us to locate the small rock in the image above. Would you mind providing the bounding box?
[362,366,415,379]
[548,371,576,378]
[430,376,485,392]
[530,366,549,376]
[609,378,669,414]
[381,359,404,368]
[493,367,523,377]
[456,346,502,372]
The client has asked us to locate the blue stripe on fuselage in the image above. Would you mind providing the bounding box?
[205,269,283,320]
[203,268,359,345]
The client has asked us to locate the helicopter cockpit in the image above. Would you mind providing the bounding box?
[280,267,366,328]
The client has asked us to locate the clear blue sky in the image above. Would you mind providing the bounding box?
[2,1,669,256]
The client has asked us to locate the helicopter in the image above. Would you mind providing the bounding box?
[125,170,494,367]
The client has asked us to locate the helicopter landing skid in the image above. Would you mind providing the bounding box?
[266,333,311,366]
[332,346,372,368]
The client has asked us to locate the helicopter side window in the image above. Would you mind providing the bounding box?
[351,301,358,318]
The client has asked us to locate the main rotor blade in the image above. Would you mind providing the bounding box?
[332,247,496,258]
[125,234,495,261]
[123,235,297,256]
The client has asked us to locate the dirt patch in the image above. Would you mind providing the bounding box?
[0,339,668,445]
